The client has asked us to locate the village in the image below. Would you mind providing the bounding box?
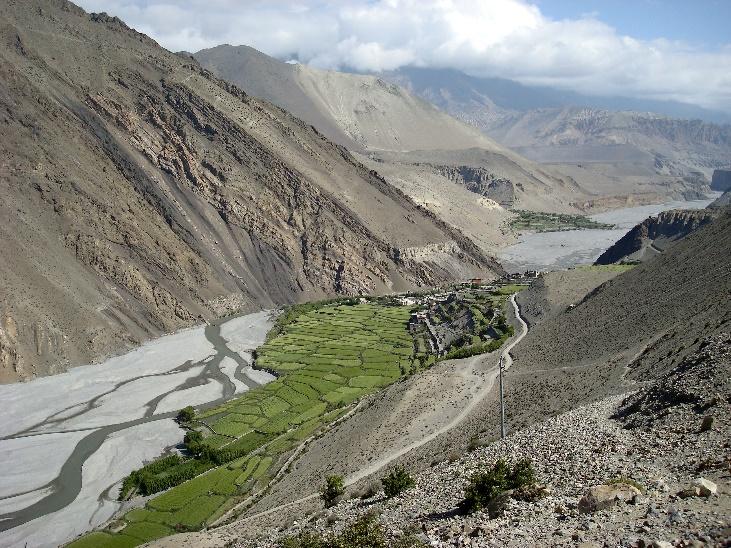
[395,271,540,362]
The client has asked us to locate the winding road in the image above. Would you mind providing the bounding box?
[235,294,529,524]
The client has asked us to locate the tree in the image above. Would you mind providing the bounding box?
[176,406,195,423]
[381,466,415,499]
[320,474,345,508]
[183,430,203,455]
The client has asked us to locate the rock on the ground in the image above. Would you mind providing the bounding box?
[578,483,642,513]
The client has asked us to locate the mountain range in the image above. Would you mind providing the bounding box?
[196,46,715,214]
[382,66,730,204]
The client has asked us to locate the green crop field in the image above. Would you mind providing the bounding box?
[510,210,614,232]
[576,263,637,273]
[70,303,414,548]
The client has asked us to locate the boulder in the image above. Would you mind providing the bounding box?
[578,483,642,513]
[679,477,717,498]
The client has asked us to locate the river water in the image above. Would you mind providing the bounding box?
[0,311,274,548]
[497,195,720,273]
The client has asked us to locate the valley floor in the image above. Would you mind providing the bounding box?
[0,312,273,548]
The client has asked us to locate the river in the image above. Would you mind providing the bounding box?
[0,311,274,548]
[497,195,720,272]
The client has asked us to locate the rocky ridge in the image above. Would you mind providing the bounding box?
[595,209,719,264]
[711,170,731,191]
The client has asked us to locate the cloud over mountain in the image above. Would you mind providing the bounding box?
[75,0,731,113]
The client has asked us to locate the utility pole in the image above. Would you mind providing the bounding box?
[499,355,506,439]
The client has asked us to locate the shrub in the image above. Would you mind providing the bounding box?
[606,476,644,493]
[177,406,195,423]
[381,466,415,499]
[279,532,326,548]
[320,475,345,508]
[334,513,386,548]
[462,459,536,514]
[279,513,386,548]
[183,430,203,455]
[509,459,535,487]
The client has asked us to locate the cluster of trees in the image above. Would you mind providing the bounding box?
[134,460,211,497]
[176,406,195,423]
[441,331,511,361]
[119,454,185,499]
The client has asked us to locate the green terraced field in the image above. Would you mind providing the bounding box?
[510,210,614,232]
[70,303,414,548]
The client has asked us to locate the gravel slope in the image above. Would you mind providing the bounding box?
[236,333,731,547]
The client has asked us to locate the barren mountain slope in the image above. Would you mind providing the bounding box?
[195,46,591,237]
[185,45,355,149]
[511,209,731,428]
[196,45,509,154]
[595,208,720,264]
[709,190,731,208]
[0,0,499,383]
[387,68,730,178]
[385,68,724,205]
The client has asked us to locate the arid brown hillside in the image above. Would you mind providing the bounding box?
[0,0,499,382]
[511,209,731,426]
[594,208,719,264]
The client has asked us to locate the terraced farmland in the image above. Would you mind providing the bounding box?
[69,303,414,547]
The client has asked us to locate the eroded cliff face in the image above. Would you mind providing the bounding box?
[0,0,500,382]
[427,165,517,207]
[711,169,731,191]
[595,209,719,265]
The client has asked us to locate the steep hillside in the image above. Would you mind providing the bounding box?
[195,45,510,154]
[145,223,731,546]
[237,331,730,547]
[595,208,719,264]
[195,45,592,246]
[513,209,731,415]
[0,0,499,383]
[709,190,731,209]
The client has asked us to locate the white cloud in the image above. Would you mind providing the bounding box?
[74,0,731,113]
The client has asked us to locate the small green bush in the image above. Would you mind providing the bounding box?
[463,459,536,514]
[606,476,643,493]
[320,475,345,508]
[279,513,386,548]
[509,458,536,487]
[177,406,195,423]
[381,466,415,498]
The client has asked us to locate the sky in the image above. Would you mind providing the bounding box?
[74,0,731,113]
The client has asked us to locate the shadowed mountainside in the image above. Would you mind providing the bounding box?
[0,0,500,382]
[512,209,731,427]
[594,208,720,264]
